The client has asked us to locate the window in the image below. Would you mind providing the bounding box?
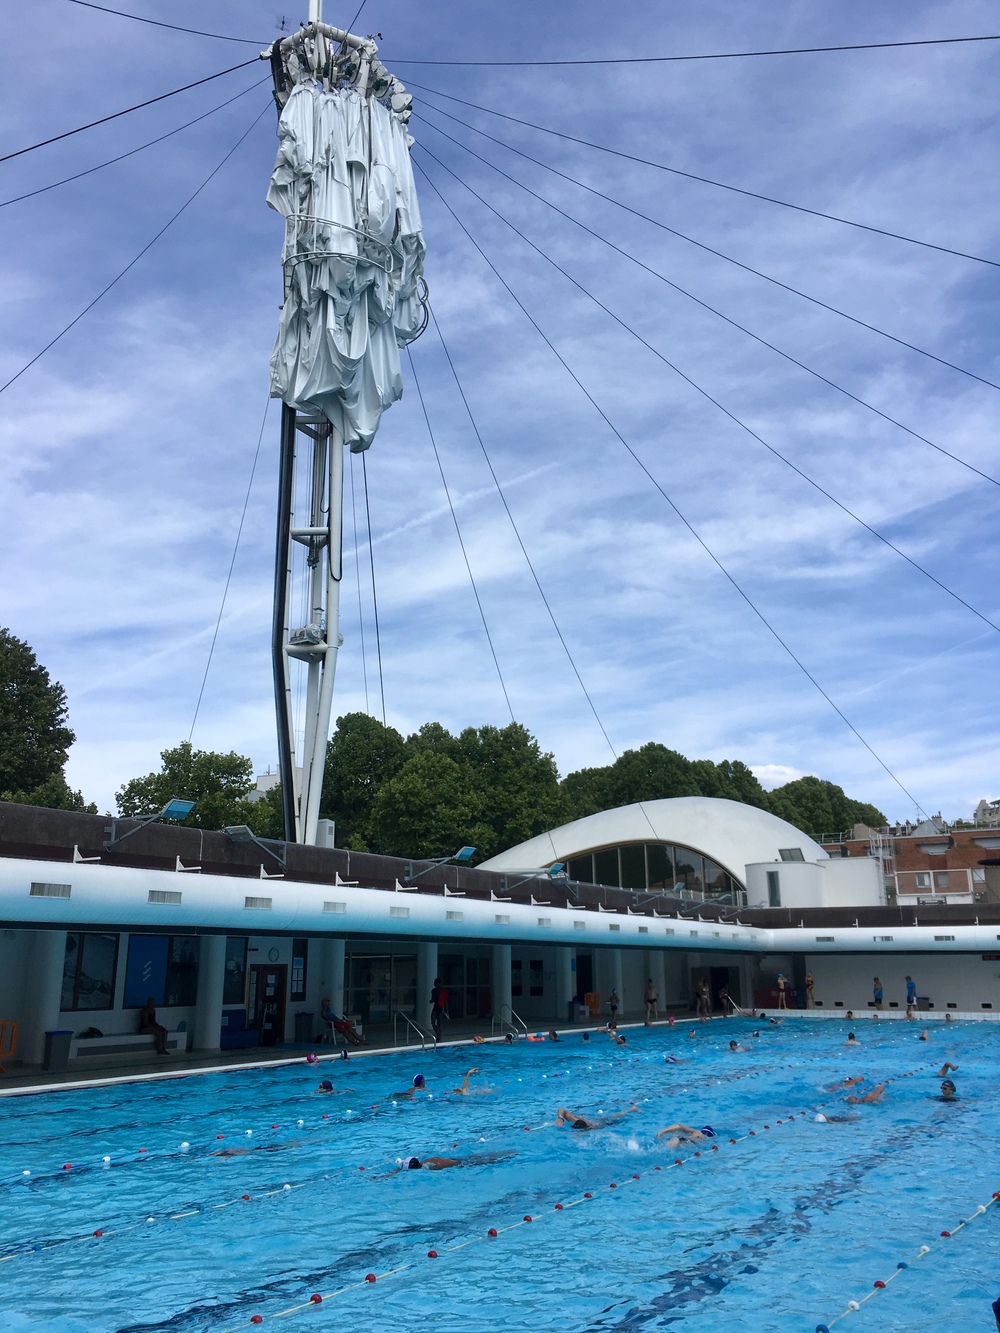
[147,889,182,905]
[778,848,805,862]
[511,958,523,998]
[815,936,835,942]
[537,917,551,927]
[61,933,118,1011]
[244,896,272,910]
[390,905,409,918]
[638,926,649,934]
[495,914,510,924]
[529,959,544,997]
[124,935,199,1008]
[915,873,931,888]
[223,937,247,1005]
[323,901,346,913]
[573,920,586,930]
[608,923,621,932]
[568,854,593,883]
[934,935,955,942]
[31,881,71,898]
[766,870,781,907]
[290,938,308,1002]
[619,844,646,890]
[593,848,620,887]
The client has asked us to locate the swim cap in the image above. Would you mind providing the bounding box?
[319,1080,333,1092]
[701,1126,716,1138]
[413,1075,425,1088]
[942,1080,956,1092]
[405,1156,422,1169]
[814,1114,828,1123]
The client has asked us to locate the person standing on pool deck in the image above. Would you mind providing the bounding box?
[644,978,659,1022]
[430,978,448,1041]
[805,971,815,1008]
[608,988,620,1028]
[776,974,787,1009]
[873,977,884,1010]
[905,975,917,1017]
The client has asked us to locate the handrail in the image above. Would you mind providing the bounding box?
[392,1010,437,1050]
[491,1002,528,1038]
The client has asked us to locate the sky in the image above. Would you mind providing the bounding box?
[1,0,998,823]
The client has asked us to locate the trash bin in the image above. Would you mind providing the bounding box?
[294,1012,314,1044]
[43,1030,74,1073]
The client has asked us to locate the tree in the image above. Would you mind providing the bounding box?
[116,741,274,833]
[319,712,406,849]
[366,750,491,859]
[453,722,570,860]
[0,628,93,811]
[767,775,886,838]
[562,743,702,819]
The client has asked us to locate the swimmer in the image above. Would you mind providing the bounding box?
[938,1079,958,1101]
[814,1113,860,1124]
[317,1079,334,1094]
[656,1123,717,1147]
[615,1035,627,1045]
[945,1012,954,1022]
[399,1149,516,1172]
[688,1029,697,1038]
[845,1033,860,1046]
[768,1017,784,1026]
[847,1083,886,1105]
[845,1011,855,1020]
[728,1040,746,1053]
[390,1074,428,1101]
[547,1030,560,1042]
[919,1030,929,1041]
[824,1076,864,1091]
[937,1062,959,1077]
[451,1068,485,1097]
[556,1105,641,1131]
[581,1033,590,1042]
[664,1054,683,1064]
[504,1032,515,1044]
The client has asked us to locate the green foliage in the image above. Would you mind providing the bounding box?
[562,743,771,820]
[368,750,491,859]
[115,741,270,832]
[319,712,406,847]
[0,628,93,810]
[766,775,886,838]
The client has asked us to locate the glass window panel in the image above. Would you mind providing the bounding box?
[674,848,703,894]
[703,858,729,895]
[568,855,593,884]
[61,933,80,1010]
[392,955,417,1014]
[593,848,620,887]
[511,958,522,997]
[290,937,308,1001]
[619,844,646,890]
[165,936,199,1007]
[528,959,544,996]
[646,845,673,891]
[224,937,248,1006]
[76,934,117,1010]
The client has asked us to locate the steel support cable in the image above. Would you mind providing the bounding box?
[64,0,265,43]
[415,102,1000,432]
[0,57,261,165]
[404,80,1000,271]
[361,452,388,728]
[0,75,272,211]
[413,158,929,817]
[0,102,271,399]
[405,345,515,723]
[391,33,1000,65]
[348,454,371,715]
[415,144,1000,639]
[189,396,271,742]
[426,303,618,759]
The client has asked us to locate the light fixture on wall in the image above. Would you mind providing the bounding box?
[104,799,197,851]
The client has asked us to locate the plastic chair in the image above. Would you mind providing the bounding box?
[584,991,601,1017]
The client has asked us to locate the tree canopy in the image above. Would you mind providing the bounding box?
[115,741,281,835]
[0,628,92,811]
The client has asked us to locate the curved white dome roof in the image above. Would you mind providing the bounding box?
[478,796,826,884]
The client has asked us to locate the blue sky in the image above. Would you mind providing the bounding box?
[1,0,997,822]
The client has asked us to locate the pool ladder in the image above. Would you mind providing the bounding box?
[490,1003,528,1040]
[392,1010,438,1049]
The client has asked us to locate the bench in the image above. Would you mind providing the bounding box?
[220,1008,259,1050]
[69,1030,189,1060]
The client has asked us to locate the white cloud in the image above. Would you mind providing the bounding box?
[751,764,810,791]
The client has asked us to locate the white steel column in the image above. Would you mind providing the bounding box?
[193,935,227,1052]
[646,950,667,1017]
[321,938,346,1015]
[492,943,511,1021]
[417,942,438,1033]
[23,930,67,1065]
[554,946,575,1025]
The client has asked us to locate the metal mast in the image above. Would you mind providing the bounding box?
[263,11,425,844]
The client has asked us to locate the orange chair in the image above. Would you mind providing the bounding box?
[584,991,601,1018]
[0,1019,18,1074]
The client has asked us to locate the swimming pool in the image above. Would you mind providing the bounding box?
[1,1019,997,1332]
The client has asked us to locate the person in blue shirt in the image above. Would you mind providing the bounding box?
[905,976,917,1016]
[872,977,884,1010]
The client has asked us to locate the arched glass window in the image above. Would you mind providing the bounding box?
[565,843,742,896]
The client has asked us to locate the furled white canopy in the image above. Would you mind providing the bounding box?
[267,80,425,450]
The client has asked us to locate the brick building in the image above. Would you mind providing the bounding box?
[821,819,1000,904]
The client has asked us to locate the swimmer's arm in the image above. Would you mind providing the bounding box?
[454,1067,480,1095]
[423,1156,461,1170]
[656,1123,693,1139]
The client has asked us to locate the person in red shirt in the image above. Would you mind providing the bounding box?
[430,978,449,1041]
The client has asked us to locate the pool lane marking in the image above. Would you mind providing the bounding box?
[0,1060,936,1267]
[818,1191,1000,1331]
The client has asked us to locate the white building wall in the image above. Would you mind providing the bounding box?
[746,858,883,908]
[805,952,1000,1015]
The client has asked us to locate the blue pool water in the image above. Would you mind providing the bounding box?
[1,1019,997,1332]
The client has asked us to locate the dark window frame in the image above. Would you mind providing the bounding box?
[61,932,119,1012]
[290,937,308,1002]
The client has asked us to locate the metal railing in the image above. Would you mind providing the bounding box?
[490,1002,528,1039]
[392,1010,437,1050]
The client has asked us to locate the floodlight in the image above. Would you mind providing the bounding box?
[104,797,197,851]
[404,846,477,883]
[224,825,287,869]
[547,862,566,877]
[162,798,196,821]
[455,846,476,864]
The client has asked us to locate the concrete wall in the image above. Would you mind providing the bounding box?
[746,858,883,909]
[804,952,1000,1015]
